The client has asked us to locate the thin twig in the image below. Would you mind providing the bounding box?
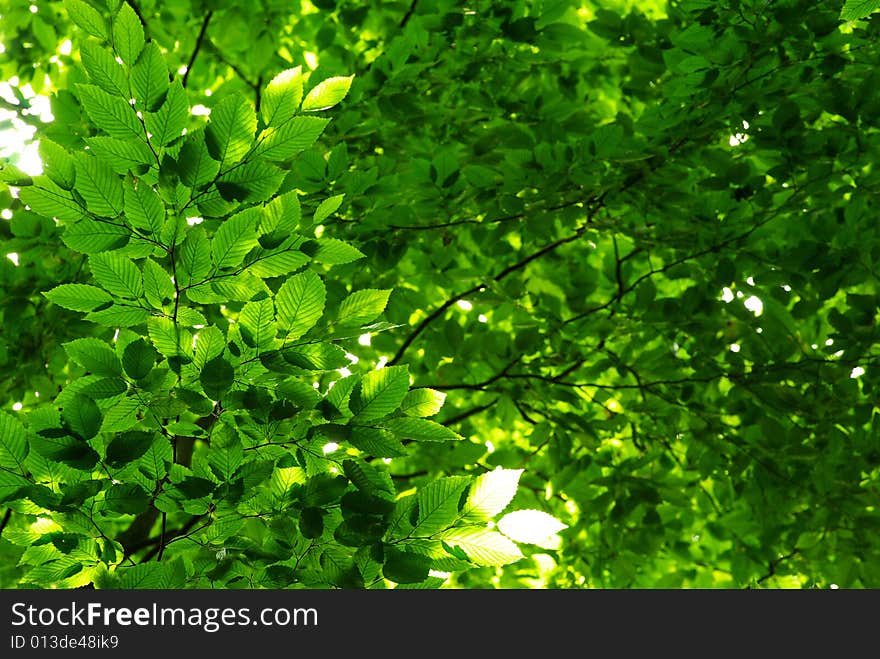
[182,11,213,88]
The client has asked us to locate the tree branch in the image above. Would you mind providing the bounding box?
[182,11,213,88]
[389,206,598,366]
[0,508,11,537]
[399,0,418,28]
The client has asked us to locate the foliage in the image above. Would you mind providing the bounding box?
[1,0,879,589]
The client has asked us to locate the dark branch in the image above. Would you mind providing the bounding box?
[399,0,418,28]
[0,508,11,537]
[389,215,596,366]
[441,398,500,426]
[182,11,213,88]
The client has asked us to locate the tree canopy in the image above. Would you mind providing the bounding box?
[1,0,879,589]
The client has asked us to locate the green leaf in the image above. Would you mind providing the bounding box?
[385,417,462,442]
[248,249,310,278]
[343,459,395,500]
[81,40,128,98]
[348,426,406,458]
[301,75,354,112]
[105,430,154,468]
[415,476,470,535]
[200,356,235,400]
[86,136,154,174]
[86,305,149,327]
[205,92,256,165]
[0,411,29,473]
[496,510,568,548]
[101,396,143,433]
[79,377,127,399]
[148,317,190,357]
[254,116,329,161]
[400,388,446,417]
[262,66,303,126]
[383,548,431,584]
[239,297,276,351]
[113,2,144,66]
[438,528,524,566]
[104,483,150,514]
[313,193,344,223]
[142,258,174,309]
[124,182,164,235]
[0,162,32,187]
[118,562,173,589]
[337,289,391,326]
[261,189,301,233]
[62,393,103,440]
[89,253,143,299]
[145,80,187,146]
[176,227,211,288]
[74,154,123,216]
[76,83,142,139]
[193,325,225,368]
[63,338,122,376]
[131,41,169,112]
[38,140,76,190]
[299,507,324,539]
[352,365,410,422]
[305,238,365,265]
[122,337,158,380]
[840,0,880,20]
[43,284,112,312]
[19,179,85,221]
[212,208,259,269]
[31,429,99,470]
[66,0,108,40]
[177,130,220,189]
[461,468,522,521]
[208,441,242,480]
[275,270,326,339]
[61,219,129,253]
[282,342,348,370]
[215,160,284,203]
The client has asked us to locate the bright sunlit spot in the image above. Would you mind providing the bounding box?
[721,287,734,303]
[337,367,352,378]
[850,366,865,379]
[12,402,23,411]
[497,510,568,550]
[358,333,372,346]
[729,343,741,353]
[322,442,339,454]
[457,300,473,311]
[1,209,12,220]
[744,295,763,316]
[186,216,204,225]
[6,253,19,266]
[375,356,388,369]
[478,314,488,323]
[191,104,211,116]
